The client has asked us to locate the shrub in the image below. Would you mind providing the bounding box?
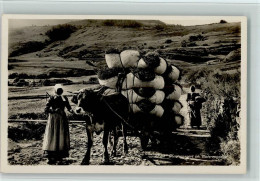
[45,24,77,42]
[89,77,98,83]
[220,20,227,24]
[189,34,205,42]
[9,41,46,57]
[42,79,51,86]
[220,133,240,165]
[191,69,241,164]
[102,20,142,28]
[155,24,167,30]
[8,65,14,70]
[181,40,187,47]
[165,39,172,44]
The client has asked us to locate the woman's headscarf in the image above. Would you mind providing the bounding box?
[54,84,66,101]
[190,85,195,92]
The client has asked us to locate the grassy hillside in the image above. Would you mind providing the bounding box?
[8,20,241,79]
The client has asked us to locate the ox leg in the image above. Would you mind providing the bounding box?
[103,128,110,164]
[122,124,128,154]
[81,128,93,165]
[112,128,119,157]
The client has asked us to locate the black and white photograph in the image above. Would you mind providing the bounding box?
[1,15,247,173]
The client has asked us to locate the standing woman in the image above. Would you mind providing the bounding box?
[186,85,206,129]
[42,84,74,164]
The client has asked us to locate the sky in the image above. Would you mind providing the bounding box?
[9,18,239,29]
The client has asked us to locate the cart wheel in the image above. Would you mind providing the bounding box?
[140,136,149,150]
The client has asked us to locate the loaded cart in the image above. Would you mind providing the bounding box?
[95,48,184,149]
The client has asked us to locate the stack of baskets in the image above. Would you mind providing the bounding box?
[97,49,184,132]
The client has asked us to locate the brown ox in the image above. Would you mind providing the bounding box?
[71,89,129,165]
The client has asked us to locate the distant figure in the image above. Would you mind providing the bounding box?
[186,85,206,129]
[42,84,74,164]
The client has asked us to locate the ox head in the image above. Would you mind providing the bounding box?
[71,89,97,114]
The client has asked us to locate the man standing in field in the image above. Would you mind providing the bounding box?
[186,85,206,129]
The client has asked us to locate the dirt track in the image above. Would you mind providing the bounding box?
[8,91,225,166]
[8,123,225,166]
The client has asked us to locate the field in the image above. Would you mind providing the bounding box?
[7,19,241,165]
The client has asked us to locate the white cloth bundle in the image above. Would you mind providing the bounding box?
[174,115,183,126]
[121,89,165,104]
[120,50,140,68]
[105,54,121,68]
[172,101,183,113]
[166,84,182,100]
[131,104,164,117]
[122,73,165,89]
[137,57,167,75]
[168,65,180,82]
[98,76,118,89]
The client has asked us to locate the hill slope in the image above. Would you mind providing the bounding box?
[9,20,241,74]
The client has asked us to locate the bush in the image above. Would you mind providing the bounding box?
[189,34,205,42]
[102,20,142,28]
[45,24,77,42]
[220,20,227,24]
[192,69,241,164]
[220,134,240,165]
[89,77,98,83]
[181,40,187,47]
[9,41,46,57]
[165,39,172,44]
[8,65,14,70]
[42,79,51,86]
[155,24,167,30]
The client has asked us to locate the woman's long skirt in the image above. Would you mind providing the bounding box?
[190,108,202,127]
[42,112,70,158]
